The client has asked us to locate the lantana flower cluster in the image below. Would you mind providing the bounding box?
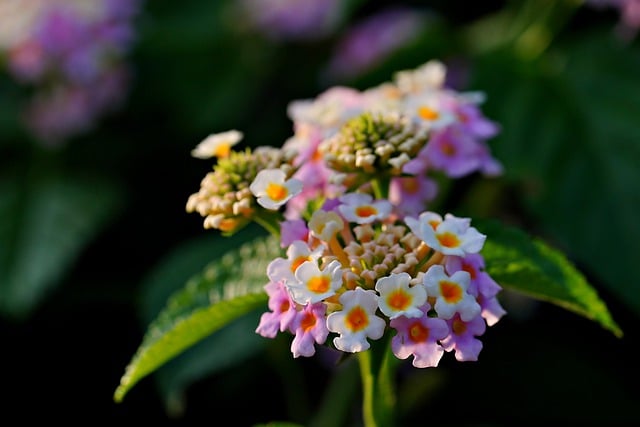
[187,60,506,367]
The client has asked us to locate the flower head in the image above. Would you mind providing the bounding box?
[289,259,344,305]
[338,192,392,224]
[390,304,449,368]
[290,302,329,358]
[375,272,426,319]
[327,287,386,353]
[250,168,303,210]
[191,130,243,159]
[423,265,481,321]
[406,211,486,256]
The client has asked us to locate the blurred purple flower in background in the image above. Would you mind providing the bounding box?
[322,7,428,82]
[237,0,344,41]
[0,0,142,146]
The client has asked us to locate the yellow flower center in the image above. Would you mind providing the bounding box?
[214,143,231,158]
[418,106,439,121]
[437,232,460,248]
[308,276,330,294]
[266,183,288,201]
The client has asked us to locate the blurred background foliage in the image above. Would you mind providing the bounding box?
[1,0,639,424]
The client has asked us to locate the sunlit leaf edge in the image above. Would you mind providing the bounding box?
[477,219,623,338]
[114,292,267,403]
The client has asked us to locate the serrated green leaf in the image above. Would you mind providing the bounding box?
[0,169,122,319]
[114,234,282,403]
[477,219,623,338]
[138,223,267,324]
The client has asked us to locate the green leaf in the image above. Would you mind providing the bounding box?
[157,311,266,417]
[114,234,282,403]
[0,169,122,319]
[473,30,640,317]
[477,219,623,338]
[138,224,268,324]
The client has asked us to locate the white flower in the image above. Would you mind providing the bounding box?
[338,193,392,224]
[191,130,243,159]
[406,211,485,256]
[250,168,303,210]
[308,209,344,240]
[288,259,343,305]
[267,240,325,284]
[423,265,480,321]
[327,287,386,353]
[375,272,427,319]
[402,93,455,131]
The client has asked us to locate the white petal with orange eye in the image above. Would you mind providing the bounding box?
[289,259,343,305]
[191,130,243,159]
[327,287,386,353]
[338,193,392,224]
[423,265,480,321]
[375,272,426,319]
[405,211,443,239]
[250,168,303,210]
[267,240,324,284]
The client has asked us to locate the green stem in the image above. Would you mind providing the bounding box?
[253,210,282,238]
[359,350,377,427]
[370,176,390,200]
[358,338,398,427]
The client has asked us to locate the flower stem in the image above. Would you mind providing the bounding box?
[253,211,281,238]
[358,338,397,427]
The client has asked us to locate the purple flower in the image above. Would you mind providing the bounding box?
[323,7,427,81]
[390,304,449,368]
[255,281,298,338]
[440,313,486,362]
[290,302,329,358]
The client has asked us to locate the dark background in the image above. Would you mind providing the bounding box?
[2,1,639,425]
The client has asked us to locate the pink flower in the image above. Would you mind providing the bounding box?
[390,304,449,368]
[440,313,486,362]
[255,281,298,338]
[290,302,329,358]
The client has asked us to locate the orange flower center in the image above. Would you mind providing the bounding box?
[440,139,456,156]
[291,256,310,273]
[266,183,288,201]
[409,321,429,343]
[300,311,317,332]
[387,290,411,311]
[440,280,463,303]
[355,205,377,218]
[452,317,467,335]
[308,276,330,293]
[214,143,231,158]
[401,178,419,194]
[278,300,290,314]
[345,306,369,332]
[418,106,439,121]
[437,232,460,248]
[462,262,477,280]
